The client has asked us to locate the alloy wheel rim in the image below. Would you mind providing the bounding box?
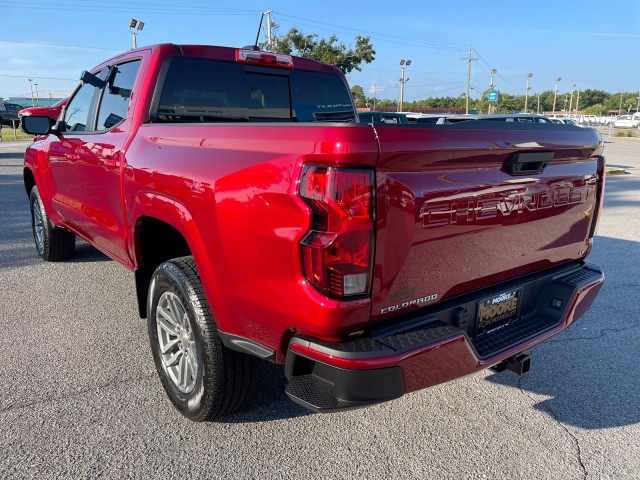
[31,199,44,254]
[156,291,198,393]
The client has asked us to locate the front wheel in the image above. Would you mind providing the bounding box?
[29,186,75,261]
[147,257,258,421]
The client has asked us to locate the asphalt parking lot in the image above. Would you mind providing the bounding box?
[1,135,639,479]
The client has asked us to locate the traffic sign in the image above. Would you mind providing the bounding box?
[488,90,499,102]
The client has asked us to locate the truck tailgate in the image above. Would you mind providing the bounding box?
[372,123,603,320]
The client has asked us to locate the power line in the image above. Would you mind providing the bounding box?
[273,12,469,52]
[4,1,258,16]
[0,74,77,81]
[0,39,120,52]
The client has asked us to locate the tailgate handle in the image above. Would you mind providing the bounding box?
[504,151,554,175]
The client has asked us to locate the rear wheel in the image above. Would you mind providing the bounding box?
[147,257,258,421]
[29,186,75,261]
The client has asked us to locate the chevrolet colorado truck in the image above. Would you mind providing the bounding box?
[22,44,605,421]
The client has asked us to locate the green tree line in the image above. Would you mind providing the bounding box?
[267,27,638,116]
[352,87,640,115]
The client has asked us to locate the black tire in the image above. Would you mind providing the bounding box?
[29,186,76,261]
[147,256,258,421]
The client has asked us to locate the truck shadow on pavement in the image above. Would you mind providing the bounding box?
[222,361,313,422]
[487,235,640,429]
[0,173,112,269]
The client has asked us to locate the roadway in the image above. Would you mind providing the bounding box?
[0,135,638,479]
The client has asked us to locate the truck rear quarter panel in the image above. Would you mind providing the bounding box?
[125,123,379,357]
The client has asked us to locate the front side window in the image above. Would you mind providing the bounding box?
[62,82,97,132]
[96,60,141,131]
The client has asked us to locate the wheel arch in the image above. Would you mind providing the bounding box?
[133,215,194,318]
[23,166,36,197]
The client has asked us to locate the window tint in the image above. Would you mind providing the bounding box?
[96,60,141,130]
[63,82,97,132]
[156,58,354,123]
[290,70,354,122]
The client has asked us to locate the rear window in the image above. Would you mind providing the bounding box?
[154,57,355,123]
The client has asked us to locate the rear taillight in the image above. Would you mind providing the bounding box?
[299,166,374,298]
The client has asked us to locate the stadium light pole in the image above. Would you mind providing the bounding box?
[524,73,533,113]
[129,18,145,49]
[552,77,562,114]
[399,59,411,112]
[34,83,39,106]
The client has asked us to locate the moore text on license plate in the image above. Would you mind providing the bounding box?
[476,288,522,334]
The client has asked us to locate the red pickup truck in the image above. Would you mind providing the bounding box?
[22,44,605,421]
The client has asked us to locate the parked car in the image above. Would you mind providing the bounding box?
[19,98,69,122]
[613,115,640,128]
[358,111,408,124]
[0,102,26,127]
[548,117,582,127]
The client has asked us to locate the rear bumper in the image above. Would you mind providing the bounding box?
[284,262,604,412]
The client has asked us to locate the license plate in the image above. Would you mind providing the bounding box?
[476,288,522,334]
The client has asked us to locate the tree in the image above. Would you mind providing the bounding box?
[582,104,605,115]
[351,85,366,108]
[274,28,375,74]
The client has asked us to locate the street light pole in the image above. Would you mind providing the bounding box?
[536,93,541,114]
[399,59,411,112]
[569,84,576,115]
[28,79,34,107]
[524,73,533,113]
[34,83,39,106]
[552,77,562,114]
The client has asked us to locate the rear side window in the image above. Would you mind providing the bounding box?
[154,58,354,123]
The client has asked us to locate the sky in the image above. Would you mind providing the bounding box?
[1,0,639,103]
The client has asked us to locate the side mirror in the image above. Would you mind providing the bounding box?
[80,70,106,89]
[21,115,56,136]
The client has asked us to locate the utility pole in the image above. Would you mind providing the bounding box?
[34,83,39,106]
[463,47,477,114]
[619,91,624,115]
[536,93,540,114]
[552,77,562,114]
[373,83,377,110]
[489,69,497,114]
[265,10,273,49]
[399,59,411,112]
[524,73,533,113]
[575,89,580,114]
[255,11,274,50]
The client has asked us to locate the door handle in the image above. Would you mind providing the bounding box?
[99,158,121,169]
